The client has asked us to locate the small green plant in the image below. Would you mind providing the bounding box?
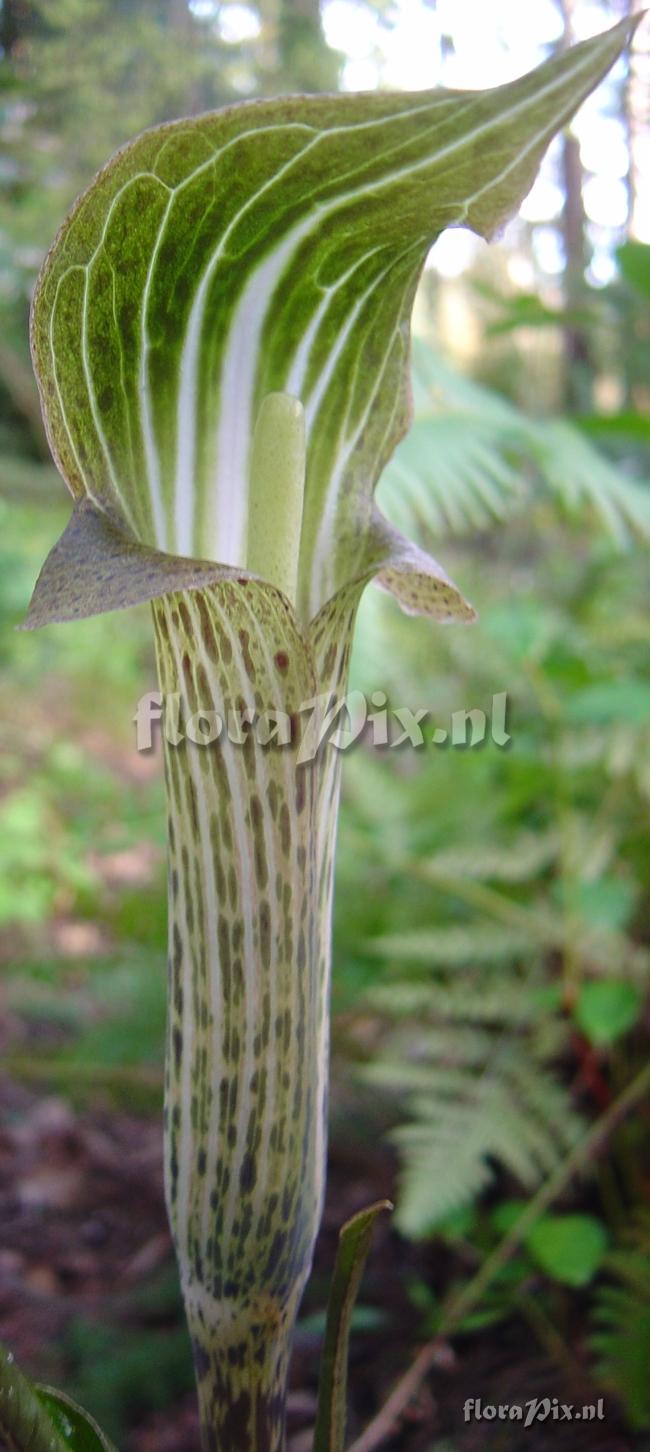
[3,16,641,1452]
[381,335,650,545]
[591,1212,650,1428]
[363,967,584,1236]
[346,415,650,1244]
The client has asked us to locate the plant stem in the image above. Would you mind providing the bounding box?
[347,1059,650,1452]
[515,1289,582,1384]
[439,1058,650,1334]
[152,585,343,1452]
[185,1287,302,1452]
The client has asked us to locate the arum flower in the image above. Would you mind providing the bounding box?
[25,19,637,1452]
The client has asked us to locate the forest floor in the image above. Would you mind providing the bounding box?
[0,501,646,1452]
[0,1044,637,1452]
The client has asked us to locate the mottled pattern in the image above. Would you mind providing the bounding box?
[153,576,356,1451]
[21,497,248,631]
[23,25,639,1451]
[22,494,476,632]
[150,563,464,1449]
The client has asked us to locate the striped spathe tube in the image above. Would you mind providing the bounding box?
[24,18,638,1450]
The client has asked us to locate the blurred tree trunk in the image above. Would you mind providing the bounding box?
[169,0,201,113]
[618,0,637,409]
[619,0,636,232]
[558,0,592,413]
[278,0,341,91]
[256,0,341,93]
[0,0,33,55]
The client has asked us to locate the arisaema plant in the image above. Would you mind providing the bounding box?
[3,16,640,1452]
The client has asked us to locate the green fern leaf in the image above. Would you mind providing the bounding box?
[590,1216,650,1429]
[379,338,650,546]
[363,973,582,1236]
[366,923,536,966]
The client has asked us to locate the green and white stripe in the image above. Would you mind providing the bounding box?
[25,19,638,1450]
[153,579,335,1450]
[31,18,636,625]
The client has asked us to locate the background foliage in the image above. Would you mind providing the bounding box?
[0,1,649,1448]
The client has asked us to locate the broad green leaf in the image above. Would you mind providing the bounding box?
[35,1389,118,1452]
[565,679,650,726]
[562,877,637,933]
[575,981,643,1047]
[617,239,650,301]
[578,410,650,446]
[27,15,639,629]
[492,1205,609,1287]
[313,1201,392,1452]
[526,1214,609,1288]
[0,1344,116,1451]
[491,1198,527,1235]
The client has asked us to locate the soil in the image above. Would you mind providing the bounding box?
[0,1047,639,1452]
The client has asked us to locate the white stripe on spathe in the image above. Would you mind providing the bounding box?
[156,606,210,1267]
[184,599,266,1250]
[183,596,276,1252]
[208,219,315,568]
[307,266,415,615]
[176,33,610,577]
[140,186,176,551]
[171,135,318,558]
[236,591,307,1229]
[48,27,622,578]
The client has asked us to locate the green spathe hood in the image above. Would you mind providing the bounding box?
[25,15,640,639]
[21,21,642,1452]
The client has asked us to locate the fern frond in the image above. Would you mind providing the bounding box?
[363,970,582,1236]
[388,1057,581,1236]
[529,420,650,545]
[423,832,559,884]
[382,418,521,538]
[366,924,535,966]
[390,1025,498,1069]
[590,1215,650,1429]
[379,337,650,546]
[371,974,548,1026]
